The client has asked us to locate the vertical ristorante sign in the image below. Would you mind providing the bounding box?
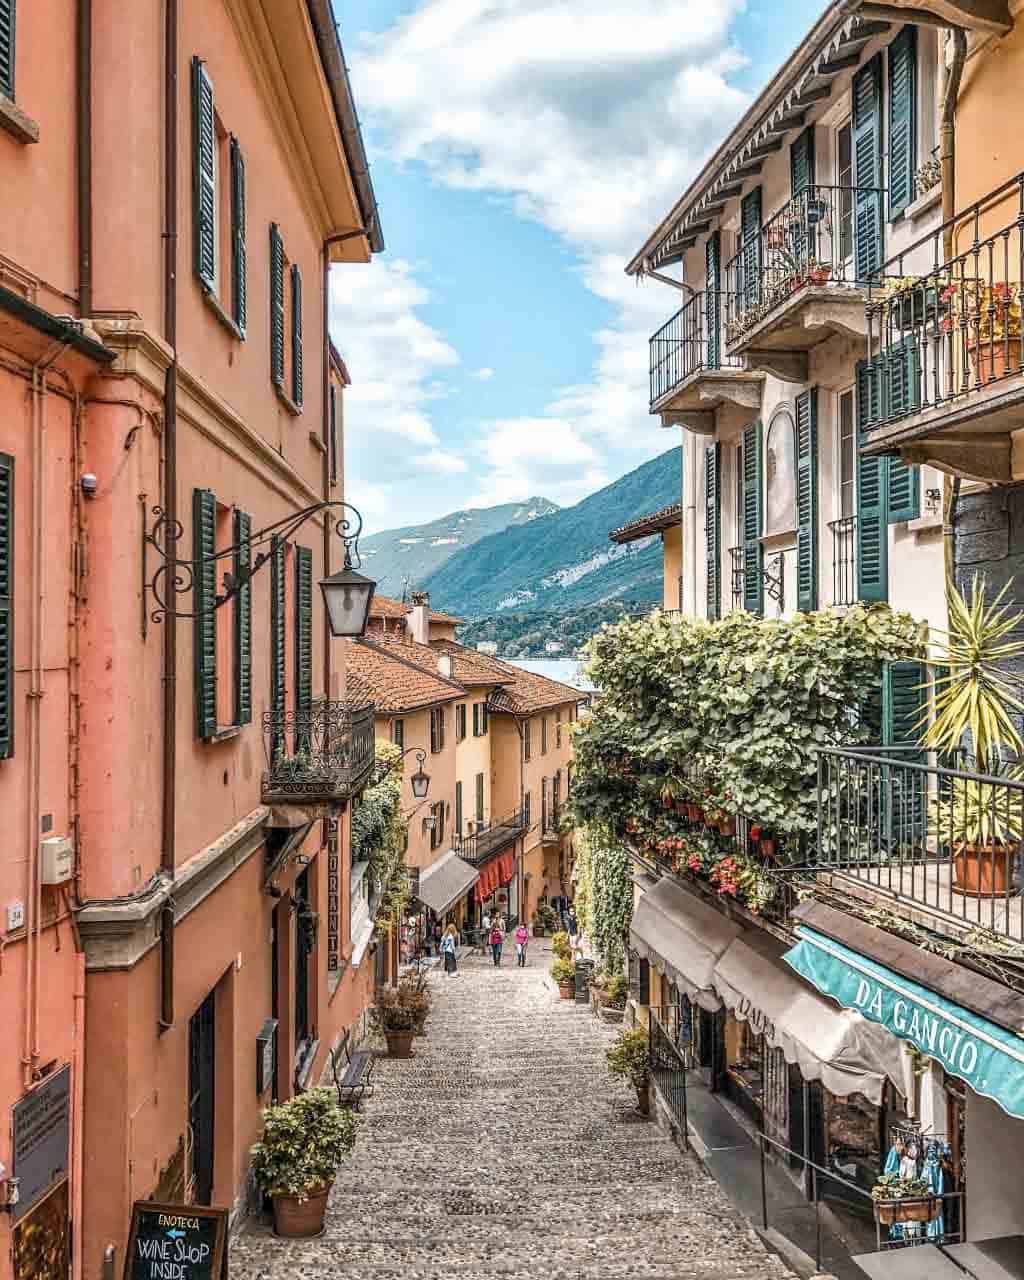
[327,826,340,972]
[124,1203,228,1280]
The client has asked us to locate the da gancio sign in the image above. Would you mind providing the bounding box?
[851,975,981,1077]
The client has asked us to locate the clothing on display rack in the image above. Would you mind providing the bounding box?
[880,1128,951,1245]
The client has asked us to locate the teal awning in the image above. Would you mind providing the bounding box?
[784,927,1024,1121]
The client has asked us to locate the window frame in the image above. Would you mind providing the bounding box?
[392,718,404,751]
[836,385,857,520]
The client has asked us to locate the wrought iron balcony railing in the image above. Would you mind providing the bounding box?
[864,169,1024,433]
[649,289,742,407]
[454,809,526,864]
[728,546,744,611]
[828,516,857,607]
[262,700,376,806]
[725,184,883,342]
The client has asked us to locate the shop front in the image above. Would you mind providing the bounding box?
[408,850,480,959]
[475,849,517,925]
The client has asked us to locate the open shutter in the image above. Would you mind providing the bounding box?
[291,264,304,408]
[270,224,285,389]
[888,27,917,219]
[796,389,819,612]
[270,535,286,728]
[790,126,815,196]
[884,335,922,522]
[233,510,252,726]
[740,188,762,310]
[742,422,764,615]
[192,489,218,739]
[191,57,216,292]
[882,659,928,848]
[230,136,247,336]
[856,359,889,601]
[705,443,721,621]
[0,453,13,759]
[853,54,883,281]
[0,0,15,99]
[294,545,313,743]
[705,232,721,368]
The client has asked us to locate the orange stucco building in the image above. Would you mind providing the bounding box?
[0,2,382,1275]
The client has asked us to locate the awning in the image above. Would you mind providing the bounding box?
[715,933,906,1105]
[477,849,515,902]
[785,927,1024,1120]
[629,877,742,1011]
[417,850,480,916]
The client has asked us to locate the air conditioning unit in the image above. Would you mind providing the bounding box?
[39,837,74,885]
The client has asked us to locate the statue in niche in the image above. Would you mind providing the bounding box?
[765,409,797,536]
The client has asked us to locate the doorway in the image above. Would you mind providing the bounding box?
[295,867,312,1058]
[188,991,216,1205]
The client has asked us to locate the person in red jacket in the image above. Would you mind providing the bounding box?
[489,922,504,967]
[514,922,529,968]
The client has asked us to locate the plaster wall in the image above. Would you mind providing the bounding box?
[662,525,683,609]
[964,1090,1024,1240]
[455,686,494,830]
[376,706,458,872]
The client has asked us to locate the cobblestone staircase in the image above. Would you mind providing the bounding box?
[231,945,794,1280]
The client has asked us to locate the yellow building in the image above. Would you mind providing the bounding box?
[609,503,683,610]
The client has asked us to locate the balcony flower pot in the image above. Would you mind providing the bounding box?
[558,982,575,1000]
[953,842,1014,898]
[272,1184,332,1238]
[972,338,1022,382]
[875,1197,940,1226]
[384,1029,415,1058]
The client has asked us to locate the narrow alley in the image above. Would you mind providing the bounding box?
[231,944,794,1280]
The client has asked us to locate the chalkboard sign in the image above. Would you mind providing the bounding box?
[574,959,595,1004]
[124,1202,228,1280]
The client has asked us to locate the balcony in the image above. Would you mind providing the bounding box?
[454,810,526,864]
[262,700,376,811]
[861,171,1024,484]
[828,516,857,607]
[724,185,878,381]
[648,290,763,427]
[728,545,744,611]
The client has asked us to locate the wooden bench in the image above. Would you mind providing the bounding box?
[329,1033,376,1109]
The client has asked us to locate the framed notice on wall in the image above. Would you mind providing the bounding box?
[123,1202,228,1280]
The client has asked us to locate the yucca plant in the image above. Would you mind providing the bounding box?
[928,775,1024,848]
[919,575,1024,773]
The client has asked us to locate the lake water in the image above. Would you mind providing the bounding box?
[506,658,596,693]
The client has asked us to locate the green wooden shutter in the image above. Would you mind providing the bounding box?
[473,703,480,737]
[476,772,485,823]
[0,452,13,759]
[856,359,889,601]
[295,545,313,729]
[455,781,463,835]
[270,224,285,389]
[853,54,883,281]
[882,659,928,847]
[886,344,921,524]
[742,421,764,615]
[270,535,286,727]
[705,443,721,621]
[888,27,917,219]
[230,136,247,337]
[0,0,15,99]
[790,126,815,196]
[233,510,252,726]
[705,232,721,368]
[740,188,762,310]
[796,388,819,612]
[192,488,218,739]
[191,57,216,292]
[291,264,303,408]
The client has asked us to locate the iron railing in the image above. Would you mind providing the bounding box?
[725,184,883,342]
[648,1005,689,1149]
[649,290,742,406]
[829,516,858,606]
[262,700,376,805]
[813,747,1024,941]
[865,170,1024,432]
[454,809,526,864]
[728,545,744,611]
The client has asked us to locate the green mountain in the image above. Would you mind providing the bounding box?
[422,447,680,621]
[360,497,559,597]
[459,600,649,659]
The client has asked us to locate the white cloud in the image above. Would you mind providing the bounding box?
[471,367,495,381]
[416,448,470,475]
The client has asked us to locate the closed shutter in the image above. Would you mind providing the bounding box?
[233,509,252,725]
[885,336,922,522]
[740,188,762,310]
[795,388,819,612]
[882,659,928,848]
[473,703,480,737]
[393,718,404,750]
[191,58,217,292]
[888,27,917,219]
[229,136,247,336]
[270,224,285,388]
[742,422,764,615]
[291,264,304,408]
[0,0,15,99]
[430,709,439,754]
[856,359,889,601]
[193,488,218,739]
[0,452,13,759]
[887,452,921,524]
[853,54,883,281]
[705,443,721,621]
[705,232,721,368]
[455,781,463,836]
[482,702,489,733]
[270,536,286,730]
[476,772,484,823]
[790,126,815,196]
[294,545,313,736]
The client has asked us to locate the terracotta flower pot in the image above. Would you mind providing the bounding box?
[953,842,1014,898]
[636,1083,651,1117]
[558,982,575,1000]
[760,837,777,859]
[876,1197,939,1226]
[384,1029,415,1059]
[972,337,1022,383]
[719,817,736,837]
[272,1183,332,1238]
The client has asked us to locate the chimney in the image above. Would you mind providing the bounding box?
[409,590,430,645]
[437,654,453,680]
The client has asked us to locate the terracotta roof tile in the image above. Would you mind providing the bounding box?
[367,594,465,625]
[341,638,462,713]
[430,641,584,715]
[609,502,682,544]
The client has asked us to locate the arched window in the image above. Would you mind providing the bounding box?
[764,408,797,536]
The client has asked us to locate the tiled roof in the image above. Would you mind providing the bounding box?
[431,641,583,716]
[341,638,462,713]
[431,639,508,688]
[367,593,465,625]
[609,503,682,544]
[429,608,465,625]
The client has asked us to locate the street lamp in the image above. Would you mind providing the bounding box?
[377,747,431,799]
[319,564,376,638]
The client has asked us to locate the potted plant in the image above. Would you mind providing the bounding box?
[551,956,576,999]
[941,281,1022,380]
[594,971,628,1023]
[871,1172,940,1225]
[372,985,421,1058]
[930,776,1023,896]
[395,969,431,1036]
[551,930,572,960]
[251,1087,358,1238]
[606,1028,652,1116]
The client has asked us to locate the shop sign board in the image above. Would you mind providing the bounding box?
[124,1202,228,1280]
[12,1066,71,1221]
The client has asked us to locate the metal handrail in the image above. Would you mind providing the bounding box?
[649,289,742,406]
[828,515,857,607]
[454,809,525,864]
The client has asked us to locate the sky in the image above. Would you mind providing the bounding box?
[329,0,822,534]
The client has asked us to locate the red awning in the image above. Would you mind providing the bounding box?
[478,850,515,902]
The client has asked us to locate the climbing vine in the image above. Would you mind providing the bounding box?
[573,832,594,946]
[351,740,410,929]
[586,826,633,975]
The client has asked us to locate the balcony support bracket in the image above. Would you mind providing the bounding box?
[662,410,716,434]
[701,376,764,410]
[857,0,1011,32]
[902,435,1011,484]
[801,299,869,341]
[744,349,809,384]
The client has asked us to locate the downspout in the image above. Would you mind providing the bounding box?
[71,953,86,1280]
[941,29,967,604]
[159,0,178,1031]
[77,0,92,318]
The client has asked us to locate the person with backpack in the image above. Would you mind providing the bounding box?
[514,922,529,968]
[490,921,504,967]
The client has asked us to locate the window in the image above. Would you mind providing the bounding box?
[455,781,463,836]
[456,703,467,742]
[734,443,744,548]
[555,711,562,749]
[430,706,445,754]
[836,120,853,264]
[269,224,303,412]
[764,409,797,537]
[329,383,339,487]
[0,451,12,759]
[392,718,404,750]
[472,701,489,737]
[475,772,485,824]
[541,778,549,832]
[523,720,531,762]
[270,535,287,737]
[553,771,561,825]
[294,545,313,732]
[430,801,445,850]
[524,791,532,828]
[838,388,856,518]
[541,716,548,755]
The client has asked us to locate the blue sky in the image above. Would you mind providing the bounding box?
[329,0,822,533]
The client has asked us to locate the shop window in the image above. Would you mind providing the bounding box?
[723,1012,765,1126]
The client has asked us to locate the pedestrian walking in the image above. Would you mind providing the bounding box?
[490,922,504,967]
[441,923,459,976]
[567,907,579,951]
[514,922,529,967]
[481,909,491,933]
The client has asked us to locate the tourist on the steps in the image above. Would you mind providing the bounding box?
[441,923,459,976]
[567,907,579,951]
[514,922,528,967]
[489,922,504,967]
[481,909,490,934]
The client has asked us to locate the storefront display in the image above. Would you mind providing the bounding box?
[723,1011,765,1124]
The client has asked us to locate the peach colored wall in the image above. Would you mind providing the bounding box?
[454,687,493,829]
[376,705,458,871]
[955,24,1024,232]
[663,526,682,610]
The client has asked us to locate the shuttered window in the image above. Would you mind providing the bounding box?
[229,136,247,336]
[392,718,404,750]
[742,422,764,615]
[882,659,928,845]
[270,536,286,732]
[795,389,819,613]
[0,1,15,99]
[472,703,480,737]
[856,359,888,602]
[0,452,13,759]
[476,772,485,824]
[790,126,815,196]
[705,443,721,621]
[523,720,531,761]
[233,509,252,726]
[270,223,285,389]
[852,54,883,281]
[193,488,218,739]
[455,781,463,835]
[191,58,217,292]
[740,188,762,310]
[888,27,917,219]
[291,264,304,409]
[705,232,721,368]
[329,385,338,485]
[294,545,313,734]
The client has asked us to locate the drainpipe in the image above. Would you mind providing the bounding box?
[77,0,92,318]
[941,29,967,608]
[71,952,86,1280]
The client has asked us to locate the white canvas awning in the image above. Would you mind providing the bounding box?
[417,850,479,916]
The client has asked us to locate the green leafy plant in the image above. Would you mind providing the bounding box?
[352,741,411,928]
[372,972,431,1033]
[551,930,572,959]
[929,775,1024,848]
[606,1028,650,1089]
[550,956,576,985]
[595,971,629,1009]
[250,1088,358,1200]
[871,1171,933,1203]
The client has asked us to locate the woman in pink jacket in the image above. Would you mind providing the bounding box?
[514,923,529,968]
